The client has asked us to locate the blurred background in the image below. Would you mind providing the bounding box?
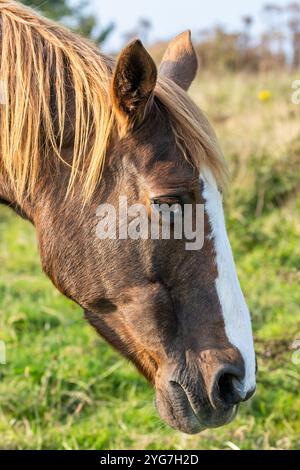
[0,0,299,450]
[20,0,300,68]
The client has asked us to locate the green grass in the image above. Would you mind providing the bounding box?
[0,71,300,449]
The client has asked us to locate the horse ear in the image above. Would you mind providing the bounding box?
[112,39,157,131]
[159,30,198,91]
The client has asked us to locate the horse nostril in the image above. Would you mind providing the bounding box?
[243,386,256,401]
[212,365,246,407]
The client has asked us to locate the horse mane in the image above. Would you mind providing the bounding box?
[0,0,227,204]
[155,79,228,190]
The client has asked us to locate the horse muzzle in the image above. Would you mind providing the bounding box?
[155,357,256,434]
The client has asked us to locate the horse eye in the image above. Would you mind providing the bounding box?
[151,196,183,212]
[150,197,184,228]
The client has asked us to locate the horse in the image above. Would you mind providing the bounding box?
[0,1,256,434]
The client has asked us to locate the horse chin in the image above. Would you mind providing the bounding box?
[155,388,205,434]
[155,386,238,435]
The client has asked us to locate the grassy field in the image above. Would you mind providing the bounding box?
[0,71,300,450]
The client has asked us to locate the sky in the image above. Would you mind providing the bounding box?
[87,0,290,52]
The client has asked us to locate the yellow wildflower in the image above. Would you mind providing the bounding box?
[258,89,272,102]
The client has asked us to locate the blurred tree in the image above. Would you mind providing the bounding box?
[21,0,72,20]
[21,0,115,46]
[286,2,300,67]
[122,17,152,45]
[138,18,152,44]
[240,15,253,50]
[261,3,285,65]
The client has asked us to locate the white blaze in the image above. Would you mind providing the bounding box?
[201,169,256,394]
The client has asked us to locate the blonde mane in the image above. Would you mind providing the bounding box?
[156,78,228,190]
[0,0,227,204]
